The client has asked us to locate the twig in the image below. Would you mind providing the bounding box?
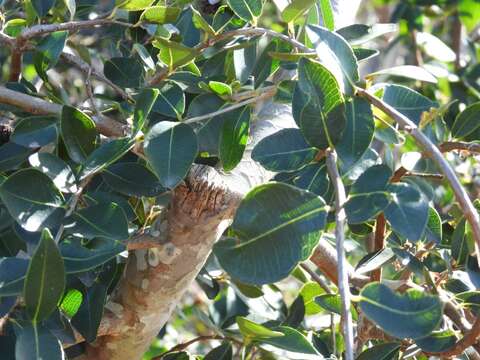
[183,87,276,124]
[300,263,332,294]
[357,87,480,357]
[372,214,385,282]
[452,13,462,69]
[325,149,354,360]
[439,141,480,154]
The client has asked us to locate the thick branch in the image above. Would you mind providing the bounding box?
[357,87,480,357]
[439,141,480,154]
[325,150,354,360]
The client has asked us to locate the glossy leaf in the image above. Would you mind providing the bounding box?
[60,106,97,163]
[0,142,32,172]
[133,88,159,133]
[204,341,232,360]
[336,23,398,46]
[344,165,392,224]
[282,0,315,23]
[299,282,325,315]
[11,116,57,148]
[15,324,63,360]
[261,326,320,355]
[452,218,468,265]
[356,342,400,360]
[306,25,359,95]
[237,317,283,338]
[71,284,107,343]
[152,81,185,119]
[416,32,456,63]
[61,241,125,274]
[0,169,65,232]
[65,202,129,240]
[367,65,437,84]
[31,0,55,17]
[335,97,374,169]
[214,182,327,285]
[315,294,358,320]
[144,121,198,189]
[153,38,198,71]
[104,57,144,88]
[219,106,251,171]
[0,258,29,296]
[293,161,333,201]
[24,229,65,322]
[226,0,262,22]
[384,183,429,241]
[424,206,442,243]
[294,57,346,149]
[451,102,480,139]
[359,282,443,339]
[416,330,457,352]
[252,128,317,172]
[102,162,165,197]
[28,153,77,193]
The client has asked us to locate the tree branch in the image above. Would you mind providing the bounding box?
[325,149,354,360]
[439,141,480,154]
[357,87,480,357]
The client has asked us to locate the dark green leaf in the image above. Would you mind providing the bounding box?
[294,57,346,149]
[355,248,395,275]
[219,106,251,171]
[60,106,97,163]
[359,282,443,339]
[233,43,256,84]
[204,341,232,360]
[384,183,429,241]
[306,25,359,95]
[28,153,77,193]
[0,142,32,172]
[15,324,63,360]
[452,219,468,265]
[0,258,29,296]
[61,241,125,274]
[284,296,305,328]
[65,202,129,240]
[104,57,144,88]
[37,31,68,68]
[133,88,159,133]
[335,97,374,169]
[144,122,198,189]
[252,128,317,172]
[152,81,185,119]
[336,24,398,46]
[226,0,262,22]
[71,284,107,343]
[11,116,57,148]
[31,0,55,17]
[0,169,65,232]
[260,326,320,355]
[80,137,134,180]
[344,165,392,224]
[214,183,327,285]
[102,162,165,197]
[24,229,65,322]
[451,102,480,139]
[293,161,333,201]
[416,330,457,352]
[356,342,400,360]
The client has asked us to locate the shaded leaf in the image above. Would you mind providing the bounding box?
[104,57,144,88]
[416,330,457,352]
[219,106,251,171]
[133,88,159,133]
[0,258,29,296]
[11,116,57,148]
[61,241,125,274]
[60,106,97,163]
[336,23,398,46]
[451,102,480,139]
[15,324,63,360]
[28,153,77,193]
[356,342,400,360]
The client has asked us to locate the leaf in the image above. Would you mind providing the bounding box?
[79,137,135,180]
[416,32,456,63]
[214,182,327,285]
[226,0,263,22]
[344,165,392,224]
[424,206,442,243]
[353,47,379,62]
[117,0,154,11]
[133,88,159,133]
[36,31,68,68]
[24,229,65,322]
[356,342,401,360]
[0,169,65,232]
[15,324,64,360]
[359,282,443,339]
[315,294,358,320]
[384,183,429,241]
[28,153,77,193]
[299,282,325,315]
[261,326,320,355]
[102,162,165,197]
[237,317,283,338]
[152,81,185,119]
[294,57,346,149]
[380,84,436,126]
[31,0,55,17]
[71,284,107,343]
[252,128,317,172]
[63,0,75,20]
[335,97,374,169]
[234,42,256,84]
[282,0,316,23]
[60,106,97,163]
[336,23,398,46]
[0,142,32,172]
[306,25,359,95]
[11,116,58,148]
[153,38,198,71]
[191,6,216,35]
[209,81,232,97]
[204,341,233,360]
[415,330,457,352]
[104,57,144,88]
[451,102,480,139]
[452,218,468,265]
[252,39,280,89]
[355,248,395,275]
[219,106,251,171]
[61,241,125,274]
[0,258,29,296]
[65,202,129,241]
[293,162,333,202]
[318,0,334,30]
[284,296,305,327]
[141,6,181,24]
[144,122,198,189]
[60,289,83,317]
[367,65,437,84]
